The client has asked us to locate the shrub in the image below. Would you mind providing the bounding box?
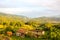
[7,31,13,37]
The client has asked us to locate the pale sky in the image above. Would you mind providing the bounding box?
[0,0,60,18]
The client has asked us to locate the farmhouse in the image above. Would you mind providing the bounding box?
[16,28,45,38]
[29,30,45,38]
[16,28,28,38]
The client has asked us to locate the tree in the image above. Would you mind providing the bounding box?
[45,23,53,29]
[20,25,35,30]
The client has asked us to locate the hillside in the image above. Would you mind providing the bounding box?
[0,13,30,23]
[29,17,60,23]
[0,13,60,40]
[0,12,60,23]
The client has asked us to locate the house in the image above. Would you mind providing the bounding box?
[16,28,45,38]
[28,30,45,38]
[16,28,28,38]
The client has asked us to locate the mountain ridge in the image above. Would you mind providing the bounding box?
[0,12,60,23]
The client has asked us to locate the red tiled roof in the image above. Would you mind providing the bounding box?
[17,28,27,33]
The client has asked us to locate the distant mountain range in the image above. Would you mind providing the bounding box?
[0,12,30,22]
[0,12,60,23]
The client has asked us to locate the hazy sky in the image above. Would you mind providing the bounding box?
[0,0,60,18]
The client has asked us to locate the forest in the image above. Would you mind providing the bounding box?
[0,13,60,40]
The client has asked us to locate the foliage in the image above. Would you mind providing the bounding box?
[0,25,4,28]
[20,25,35,30]
[0,13,60,40]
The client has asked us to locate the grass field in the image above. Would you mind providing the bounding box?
[11,36,50,40]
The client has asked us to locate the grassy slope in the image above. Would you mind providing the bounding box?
[11,36,46,40]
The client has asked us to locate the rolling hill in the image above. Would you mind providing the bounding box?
[0,12,60,23]
[0,12,30,23]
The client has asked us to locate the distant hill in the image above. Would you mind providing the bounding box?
[0,12,60,23]
[0,12,30,22]
[30,16,60,23]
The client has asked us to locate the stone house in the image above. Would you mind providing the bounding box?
[16,28,45,38]
[28,30,45,38]
[16,28,28,38]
